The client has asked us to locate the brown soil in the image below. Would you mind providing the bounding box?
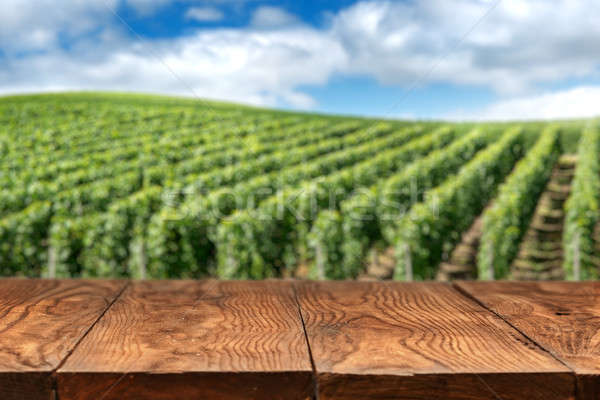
[510,155,576,280]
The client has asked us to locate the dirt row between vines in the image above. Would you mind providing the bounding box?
[293,154,582,281]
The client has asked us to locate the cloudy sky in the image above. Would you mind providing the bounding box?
[1,0,599,120]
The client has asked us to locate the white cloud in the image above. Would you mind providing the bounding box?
[330,0,600,94]
[448,86,600,121]
[251,6,299,28]
[0,0,118,53]
[185,7,224,22]
[0,27,346,108]
[2,0,600,116]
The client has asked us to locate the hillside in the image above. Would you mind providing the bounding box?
[0,93,596,280]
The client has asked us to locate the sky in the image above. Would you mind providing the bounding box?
[1,0,600,120]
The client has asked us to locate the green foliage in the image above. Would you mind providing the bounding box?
[394,126,526,280]
[147,124,425,277]
[0,202,52,276]
[80,186,164,278]
[558,121,585,154]
[308,211,345,279]
[0,116,321,213]
[563,125,600,280]
[0,94,590,280]
[44,214,101,278]
[353,127,503,276]
[216,126,459,278]
[478,127,561,279]
[308,127,498,279]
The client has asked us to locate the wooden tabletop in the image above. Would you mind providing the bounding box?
[0,280,598,400]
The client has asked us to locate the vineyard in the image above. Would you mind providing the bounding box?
[0,93,597,280]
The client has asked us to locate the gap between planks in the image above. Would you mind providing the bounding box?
[58,281,320,400]
[50,281,131,400]
[32,280,582,400]
[291,282,320,400]
[292,280,577,400]
[451,282,580,396]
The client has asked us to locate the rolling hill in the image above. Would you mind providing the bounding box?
[0,93,596,280]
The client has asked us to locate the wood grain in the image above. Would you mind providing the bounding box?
[296,281,575,400]
[456,281,600,400]
[57,280,313,400]
[0,279,126,400]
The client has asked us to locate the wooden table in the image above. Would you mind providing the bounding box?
[0,280,598,400]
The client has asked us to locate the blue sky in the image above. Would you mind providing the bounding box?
[116,0,359,36]
[1,0,600,120]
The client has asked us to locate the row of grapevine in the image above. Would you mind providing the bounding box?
[1,94,591,280]
[1,113,231,188]
[164,120,365,190]
[146,125,435,278]
[2,113,259,184]
[2,108,242,171]
[0,202,52,276]
[2,105,175,150]
[1,115,310,202]
[0,119,366,275]
[174,121,387,193]
[214,127,461,279]
[0,118,341,214]
[0,95,263,152]
[45,186,164,278]
[477,127,561,279]
[0,170,146,275]
[308,126,500,279]
[37,123,409,276]
[563,125,600,280]
[394,126,528,280]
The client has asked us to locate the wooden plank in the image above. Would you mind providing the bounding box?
[0,279,126,400]
[57,280,313,400]
[456,281,600,400]
[296,281,575,400]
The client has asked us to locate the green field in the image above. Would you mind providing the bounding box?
[0,93,597,280]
